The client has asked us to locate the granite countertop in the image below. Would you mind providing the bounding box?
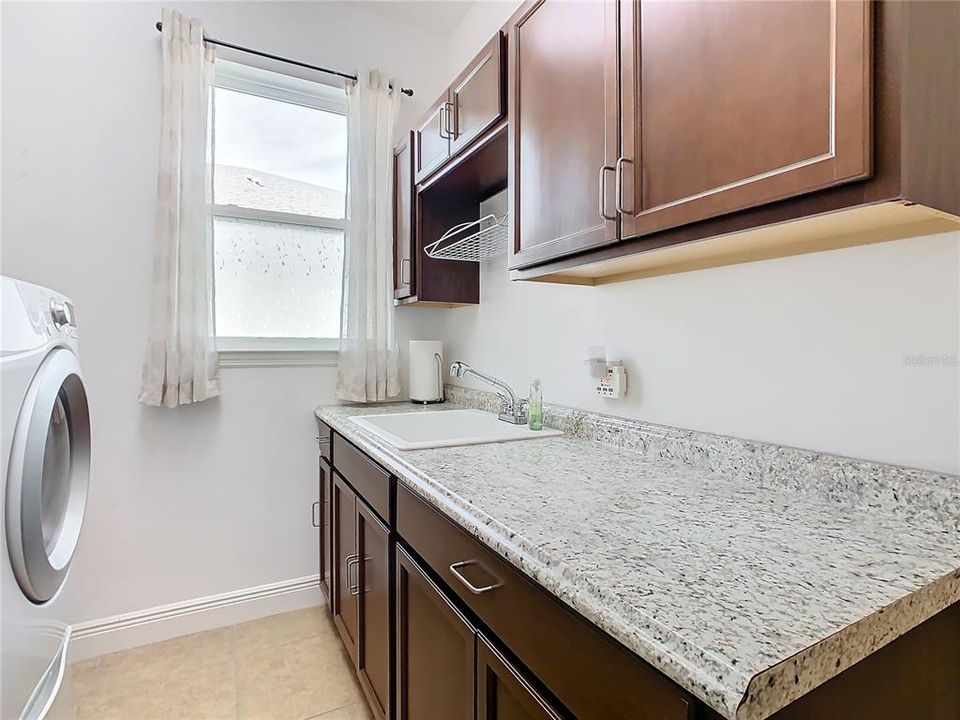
[315,395,960,720]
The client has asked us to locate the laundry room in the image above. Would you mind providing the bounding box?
[1,2,958,720]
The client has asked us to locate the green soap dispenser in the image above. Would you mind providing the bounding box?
[527,379,543,431]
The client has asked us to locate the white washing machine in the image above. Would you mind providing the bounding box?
[1,277,90,720]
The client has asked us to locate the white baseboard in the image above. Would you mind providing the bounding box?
[70,574,323,662]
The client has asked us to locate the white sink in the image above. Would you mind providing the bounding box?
[348,409,562,450]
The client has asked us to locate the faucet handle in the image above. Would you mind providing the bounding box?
[497,398,528,425]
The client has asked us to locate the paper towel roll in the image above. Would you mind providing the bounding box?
[408,340,444,403]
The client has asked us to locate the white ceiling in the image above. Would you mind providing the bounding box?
[359,1,476,36]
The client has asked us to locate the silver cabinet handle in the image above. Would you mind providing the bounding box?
[400,257,411,285]
[438,104,451,140]
[346,554,360,595]
[311,502,321,528]
[615,156,634,215]
[598,165,616,221]
[449,560,502,595]
[445,101,457,140]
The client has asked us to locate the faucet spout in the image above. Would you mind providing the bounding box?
[448,361,525,424]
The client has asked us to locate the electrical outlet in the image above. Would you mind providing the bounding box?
[595,365,627,399]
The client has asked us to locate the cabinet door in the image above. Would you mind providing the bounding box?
[396,545,475,720]
[451,32,505,157]
[332,473,359,663]
[414,92,452,183]
[477,635,565,720]
[508,0,619,270]
[393,134,415,301]
[319,457,334,603]
[619,0,872,238]
[356,500,391,720]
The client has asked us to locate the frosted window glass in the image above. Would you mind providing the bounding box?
[214,217,343,339]
[214,87,346,219]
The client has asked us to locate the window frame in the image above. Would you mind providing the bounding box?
[211,60,347,367]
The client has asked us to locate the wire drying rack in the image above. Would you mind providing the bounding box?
[423,212,509,262]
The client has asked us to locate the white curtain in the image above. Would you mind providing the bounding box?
[336,70,401,402]
[139,8,220,408]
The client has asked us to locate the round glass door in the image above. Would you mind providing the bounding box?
[5,347,90,604]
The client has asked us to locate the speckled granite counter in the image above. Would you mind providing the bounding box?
[315,393,960,720]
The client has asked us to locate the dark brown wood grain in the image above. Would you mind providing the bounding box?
[318,456,333,603]
[451,32,506,158]
[512,0,960,281]
[414,92,451,184]
[393,134,415,301]
[356,499,392,720]
[899,0,960,217]
[412,190,480,306]
[395,544,476,720]
[477,634,566,720]
[332,435,391,525]
[507,0,620,270]
[331,472,358,663]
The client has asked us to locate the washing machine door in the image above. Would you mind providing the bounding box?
[6,346,90,604]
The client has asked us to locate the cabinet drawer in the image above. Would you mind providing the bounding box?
[397,484,692,720]
[333,434,391,525]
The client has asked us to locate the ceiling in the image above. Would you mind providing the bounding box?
[360,1,477,36]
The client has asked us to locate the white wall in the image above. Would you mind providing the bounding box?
[442,239,960,474]
[437,1,960,475]
[1,1,447,630]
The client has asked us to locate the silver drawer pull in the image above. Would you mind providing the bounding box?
[311,501,321,528]
[449,560,502,595]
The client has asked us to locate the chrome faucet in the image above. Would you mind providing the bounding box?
[449,361,527,425]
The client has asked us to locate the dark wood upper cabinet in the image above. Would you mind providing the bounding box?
[618,0,872,239]
[415,32,507,186]
[414,92,452,184]
[332,473,359,663]
[393,134,415,301]
[477,635,566,720]
[356,500,391,720]
[509,0,959,284]
[451,33,506,157]
[507,0,620,270]
[319,457,333,602]
[396,544,475,720]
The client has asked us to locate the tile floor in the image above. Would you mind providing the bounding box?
[53,606,372,720]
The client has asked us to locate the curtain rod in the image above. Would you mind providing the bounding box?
[154,21,414,97]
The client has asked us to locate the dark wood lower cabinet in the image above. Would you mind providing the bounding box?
[357,500,391,720]
[322,430,960,720]
[332,473,359,663]
[477,635,564,720]
[318,457,333,602]
[396,544,475,720]
[331,468,393,720]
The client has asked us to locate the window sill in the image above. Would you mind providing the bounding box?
[217,337,339,368]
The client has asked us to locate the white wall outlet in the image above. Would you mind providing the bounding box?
[596,364,627,399]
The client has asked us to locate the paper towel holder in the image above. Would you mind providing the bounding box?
[411,352,445,405]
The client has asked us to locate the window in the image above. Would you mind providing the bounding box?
[211,61,347,362]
